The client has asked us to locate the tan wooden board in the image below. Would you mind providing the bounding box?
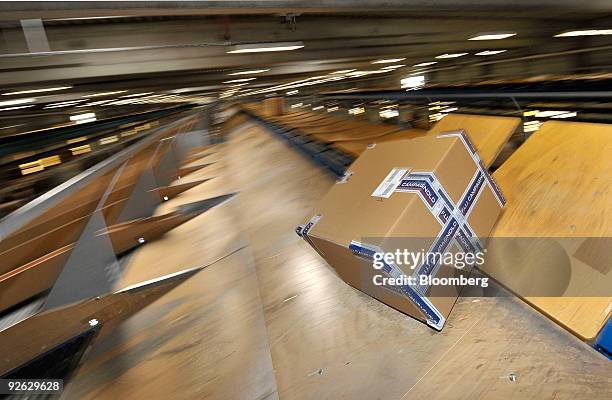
[427,113,521,167]
[63,121,611,400]
[331,129,426,156]
[311,128,400,143]
[485,120,612,341]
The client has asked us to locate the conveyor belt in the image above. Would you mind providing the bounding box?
[61,118,611,399]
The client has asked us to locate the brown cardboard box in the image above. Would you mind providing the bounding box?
[297,130,505,330]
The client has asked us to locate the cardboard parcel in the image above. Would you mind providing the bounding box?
[297,130,505,330]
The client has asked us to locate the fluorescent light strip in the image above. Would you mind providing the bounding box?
[70,112,95,121]
[436,53,468,59]
[372,58,406,64]
[0,98,35,107]
[44,100,85,109]
[2,86,72,96]
[332,69,356,74]
[227,69,269,75]
[401,75,426,89]
[551,112,577,118]
[475,50,507,56]
[227,42,304,54]
[555,29,612,37]
[413,62,437,67]
[78,99,114,107]
[222,78,256,84]
[87,90,128,98]
[120,92,154,98]
[381,64,405,69]
[239,73,350,97]
[469,33,516,40]
[0,105,36,112]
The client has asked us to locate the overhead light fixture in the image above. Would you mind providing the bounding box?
[436,53,469,59]
[0,105,36,112]
[413,62,437,67]
[0,98,36,107]
[555,29,612,37]
[381,64,406,69]
[120,92,153,98]
[87,90,128,98]
[70,112,96,122]
[379,109,399,119]
[401,75,426,89]
[2,86,72,96]
[534,110,576,118]
[227,41,304,54]
[372,58,406,64]
[286,90,299,95]
[469,32,516,40]
[222,78,256,84]
[44,100,85,109]
[551,112,577,118]
[312,106,324,111]
[227,69,270,75]
[475,50,507,56]
[78,99,115,107]
[331,69,357,74]
[348,106,365,115]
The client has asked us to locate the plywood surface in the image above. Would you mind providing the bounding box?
[332,129,426,157]
[64,120,611,400]
[428,113,521,167]
[486,120,612,341]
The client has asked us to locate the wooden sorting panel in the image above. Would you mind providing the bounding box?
[427,113,521,167]
[485,121,612,341]
[332,129,426,157]
[64,120,611,400]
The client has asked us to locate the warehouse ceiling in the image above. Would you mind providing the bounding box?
[1,1,612,134]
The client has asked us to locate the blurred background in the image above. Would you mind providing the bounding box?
[2,1,612,217]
